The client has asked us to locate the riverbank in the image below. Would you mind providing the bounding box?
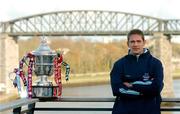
[63,73,110,87]
[173,73,180,79]
[0,93,19,103]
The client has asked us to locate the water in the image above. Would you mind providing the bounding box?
[35,84,114,114]
[2,79,180,114]
[173,79,180,97]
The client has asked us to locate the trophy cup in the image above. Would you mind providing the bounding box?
[32,38,56,97]
[10,37,70,98]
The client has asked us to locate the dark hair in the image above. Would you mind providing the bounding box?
[127,29,145,41]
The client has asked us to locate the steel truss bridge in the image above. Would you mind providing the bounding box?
[0,10,180,36]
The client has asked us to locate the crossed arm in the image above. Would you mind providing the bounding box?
[110,60,164,97]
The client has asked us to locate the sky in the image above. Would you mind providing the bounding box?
[0,0,180,21]
[0,0,180,42]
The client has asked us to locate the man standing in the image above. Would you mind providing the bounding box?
[110,29,164,114]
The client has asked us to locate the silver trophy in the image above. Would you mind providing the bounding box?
[32,38,56,97]
[10,37,70,98]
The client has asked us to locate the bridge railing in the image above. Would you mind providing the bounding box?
[0,98,39,114]
[0,97,180,114]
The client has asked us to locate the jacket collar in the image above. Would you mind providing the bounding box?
[128,48,149,56]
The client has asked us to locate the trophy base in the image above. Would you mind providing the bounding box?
[32,85,59,98]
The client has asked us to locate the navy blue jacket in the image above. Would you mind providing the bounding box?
[110,49,164,114]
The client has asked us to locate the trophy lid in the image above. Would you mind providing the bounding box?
[32,37,56,56]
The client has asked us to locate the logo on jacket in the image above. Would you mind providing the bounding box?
[142,73,150,81]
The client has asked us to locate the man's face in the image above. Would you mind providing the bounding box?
[127,34,145,55]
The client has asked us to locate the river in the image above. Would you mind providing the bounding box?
[2,79,180,114]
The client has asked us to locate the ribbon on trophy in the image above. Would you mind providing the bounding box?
[53,50,70,97]
[9,52,35,98]
[53,52,63,96]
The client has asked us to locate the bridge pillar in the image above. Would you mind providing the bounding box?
[153,32,174,97]
[0,34,18,94]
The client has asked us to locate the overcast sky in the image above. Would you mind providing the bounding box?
[0,0,180,21]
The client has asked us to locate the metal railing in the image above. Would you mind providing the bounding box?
[0,97,180,114]
[0,98,39,114]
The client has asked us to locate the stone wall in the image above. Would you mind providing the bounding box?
[0,34,19,94]
[153,32,174,98]
[0,35,5,84]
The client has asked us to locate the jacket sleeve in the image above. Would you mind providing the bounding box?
[131,59,164,96]
[110,60,141,97]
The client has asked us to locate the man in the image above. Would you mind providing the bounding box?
[110,29,164,114]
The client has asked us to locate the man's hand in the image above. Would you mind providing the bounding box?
[123,82,133,88]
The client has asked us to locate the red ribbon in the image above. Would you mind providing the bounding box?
[19,61,27,86]
[53,54,63,97]
[26,53,35,98]
[13,59,27,86]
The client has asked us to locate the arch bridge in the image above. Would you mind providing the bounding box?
[0,10,180,36]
